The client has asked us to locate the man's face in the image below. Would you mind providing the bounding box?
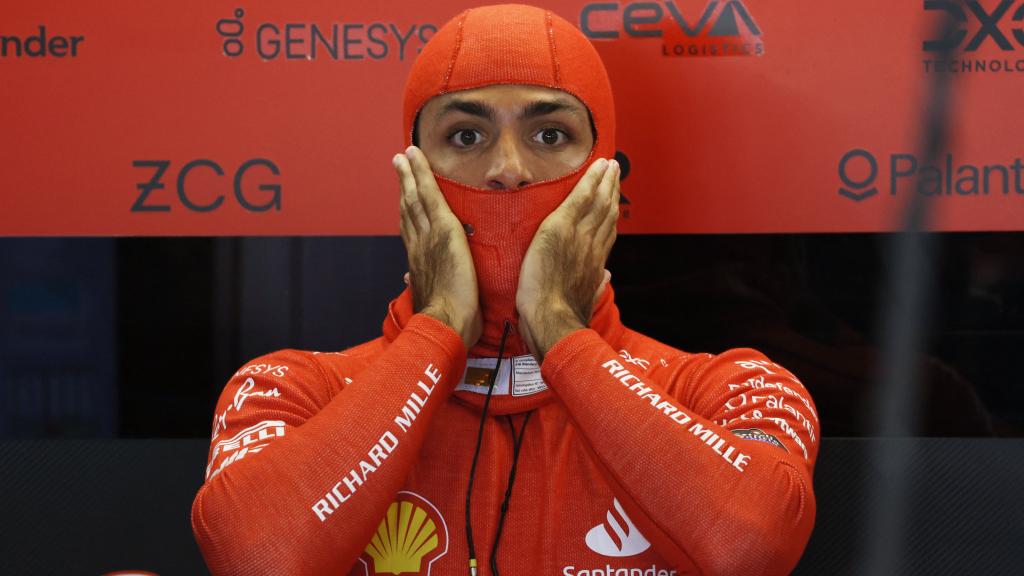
[416,85,595,190]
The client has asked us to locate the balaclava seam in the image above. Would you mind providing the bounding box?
[441,12,467,92]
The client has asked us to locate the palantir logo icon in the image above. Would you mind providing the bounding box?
[585,498,651,557]
[838,149,879,202]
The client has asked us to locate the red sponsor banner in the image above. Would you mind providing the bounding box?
[1,0,1022,235]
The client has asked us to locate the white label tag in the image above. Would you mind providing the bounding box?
[456,355,548,396]
[512,355,546,397]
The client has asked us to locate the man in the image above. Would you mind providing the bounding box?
[192,5,819,575]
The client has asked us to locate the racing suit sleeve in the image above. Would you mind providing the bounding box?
[191,314,466,576]
[541,329,818,576]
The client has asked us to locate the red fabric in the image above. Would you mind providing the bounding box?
[192,287,819,575]
[402,4,617,357]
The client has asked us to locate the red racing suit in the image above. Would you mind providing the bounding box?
[192,286,819,575]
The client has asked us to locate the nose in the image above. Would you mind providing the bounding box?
[485,133,533,190]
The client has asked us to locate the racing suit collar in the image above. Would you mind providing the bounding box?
[382,283,625,415]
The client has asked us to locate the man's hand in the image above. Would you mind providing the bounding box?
[517,158,620,362]
[394,146,482,350]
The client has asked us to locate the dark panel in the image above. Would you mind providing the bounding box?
[116,238,216,437]
[0,238,116,437]
[2,439,1022,574]
[0,440,210,575]
[794,438,1024,575]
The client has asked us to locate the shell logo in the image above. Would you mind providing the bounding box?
[357,491,449,575]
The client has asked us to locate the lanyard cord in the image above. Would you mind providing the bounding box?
[465,320,512,576]
[489,411,533,576]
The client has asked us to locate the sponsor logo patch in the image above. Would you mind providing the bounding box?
[586,498,651,557]
[580,1,764,58]
[922,0,1024,74]
[357,491,448,575]
[206,419,286,480]
[732,427,787,451]
[837,148,1024,201]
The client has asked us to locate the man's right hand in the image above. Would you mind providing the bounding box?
[393,146,482,351]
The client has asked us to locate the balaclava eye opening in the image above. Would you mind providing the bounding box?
[410,108,599,150]
[402,3,616,358]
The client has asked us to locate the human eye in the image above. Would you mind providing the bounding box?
[448,128,484,148]
[532,128,569,146]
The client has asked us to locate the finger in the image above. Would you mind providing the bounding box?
[405,146,444,216]
[395,154,430,233]
[584,159,619,231]
[600,204,619,255]
[599,168,621,249]
[601,219,618,256]
[396,157,416,244]
[601,160,620,209]
[399,204,415,245]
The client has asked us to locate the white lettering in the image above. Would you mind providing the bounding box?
[734,359,777,374]
[379,430,398,452]
[618,349,651,370]
[628,382,651,396]
[343,468,365,494]
[728,375,818,422]
[211,378,282,440]
[417,379,435,396]
[641,391,662,407]
[312,499,333,521]
[424,363,442,385]
[234,363,290,379]
[765,395,817,443]
[331,482,347,504]
[393,366,442,433]
[654,400,677,416]
[769,417,810,460]
[601,357,750,472]
[367,443,387,467]
[313,430,400,522]
[602,359,626,372]
[669,410,691,425]
[206,420,286,479]
[733,453,751,472]
[394,403,420,433]
[561,565,676,576]
[688,422,750,472]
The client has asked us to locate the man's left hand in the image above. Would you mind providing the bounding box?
[516,158,620,362]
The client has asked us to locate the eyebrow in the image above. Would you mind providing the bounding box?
[435,98,586,123]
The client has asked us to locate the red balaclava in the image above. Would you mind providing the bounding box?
[403,3,616,358]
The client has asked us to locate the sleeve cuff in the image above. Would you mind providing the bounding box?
[403,312,467,362]
[541,327,606,383]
